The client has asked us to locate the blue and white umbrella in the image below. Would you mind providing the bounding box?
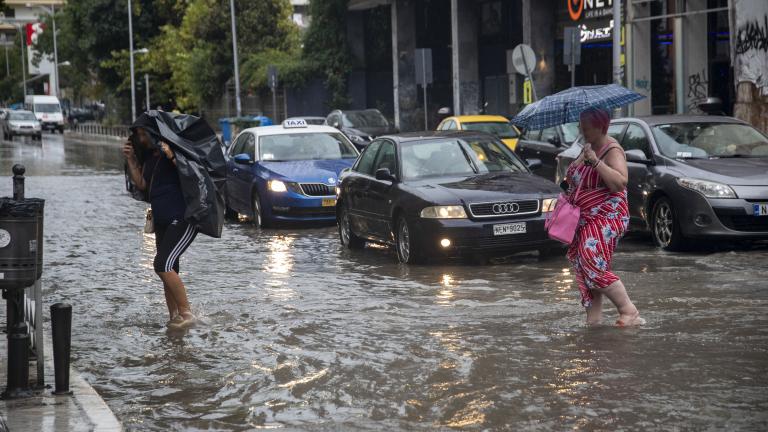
[510,84,645,130]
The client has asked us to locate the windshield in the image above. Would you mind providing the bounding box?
[34,103,61,114]
[652,123,768,158]
[342,110,388,128]
[461,122,519,139]
[561,122,580,144]
[9,112,37,121]
[401,138,527,180]
[259,132,358,161]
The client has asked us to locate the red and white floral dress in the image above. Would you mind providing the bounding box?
[565,142,630,308]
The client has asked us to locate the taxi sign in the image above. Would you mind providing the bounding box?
[283,119,308,128]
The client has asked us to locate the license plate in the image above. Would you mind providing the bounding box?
[754,203,768,216]
[493,222,526,236]
[322,198,337,207]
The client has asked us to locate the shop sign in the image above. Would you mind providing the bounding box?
[568,0,614,22]
[579,20,613,42]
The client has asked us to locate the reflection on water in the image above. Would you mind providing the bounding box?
[1,136,767,430]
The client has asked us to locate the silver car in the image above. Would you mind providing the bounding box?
[555,116,768,250]
[2,110,42,141]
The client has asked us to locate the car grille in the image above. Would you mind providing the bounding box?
[716,214,768,232]
[299,183,335,197]
[469,200,539,218]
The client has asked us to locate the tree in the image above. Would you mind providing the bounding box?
[303,0,352,108]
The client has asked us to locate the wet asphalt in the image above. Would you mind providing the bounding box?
[1,133,767,431]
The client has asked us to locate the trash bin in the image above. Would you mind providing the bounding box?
[0,198,44,290]
[218,116,272,146]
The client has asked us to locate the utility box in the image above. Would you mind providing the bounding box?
[0,198,44,290]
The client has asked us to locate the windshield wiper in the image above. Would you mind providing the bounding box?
[711,154,757,158]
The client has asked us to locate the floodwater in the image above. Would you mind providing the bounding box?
[2,134,767,431]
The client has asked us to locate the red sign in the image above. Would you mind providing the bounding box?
[26,22,45,46]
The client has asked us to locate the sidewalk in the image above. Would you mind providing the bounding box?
[0,330,122,431]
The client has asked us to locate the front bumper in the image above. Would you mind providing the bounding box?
[413,213,562,256]
[672,187,768,239]
[41,122,63,130]
[10,128,41,136]
[263,190,337,222]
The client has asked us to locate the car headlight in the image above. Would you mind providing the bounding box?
[420,205,468,219]
[335,186,341,197]
[676,178,736,199]
[542,198,558,212]
[268,180,287,193]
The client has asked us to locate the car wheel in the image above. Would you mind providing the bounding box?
[395,215,423,264]
[652,197,686,251]
[338,204,364,249]
[251,191,270,228]
[224,199,238,221]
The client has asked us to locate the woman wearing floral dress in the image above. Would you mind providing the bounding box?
[565,107,644,326]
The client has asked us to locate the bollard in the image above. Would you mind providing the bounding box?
[50,303,72,395]
[12,164,25,200]
[5,294,30,397]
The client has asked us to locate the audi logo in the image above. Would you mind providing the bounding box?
[492,202,520,214]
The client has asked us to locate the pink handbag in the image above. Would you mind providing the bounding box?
[545,179,583,245]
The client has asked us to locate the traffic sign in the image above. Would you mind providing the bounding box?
[563,27,581,66]
[510,44,536,77]
[523,79,533,105]
[415,48,433,86]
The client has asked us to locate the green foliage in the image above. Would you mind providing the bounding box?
[0,33,26,104]
[303,0,352,108]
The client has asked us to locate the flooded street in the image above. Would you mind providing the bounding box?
[2,135,767,430]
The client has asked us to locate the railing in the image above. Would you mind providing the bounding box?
[72,122,131,138]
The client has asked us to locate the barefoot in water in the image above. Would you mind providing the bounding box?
[166,314,183,328]
[169,311,197,329]
[616,311,646,327]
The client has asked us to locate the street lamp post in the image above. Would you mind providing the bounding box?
[17,24,27,100]
[128,0,136,122]
[229,0,242,117]
[144,73,150,112]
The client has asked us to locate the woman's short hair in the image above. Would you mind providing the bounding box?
[579,107,611,135]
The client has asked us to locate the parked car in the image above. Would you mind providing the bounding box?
[285,116,325,126]
[514,122,581,181]
[336,131,563,264]
[25,95,65,133]
[555,115,768,250]
[67,107,96,125]
[2,110,42,140]
[436,115,521,151]
[224,119,360,227]
[325,109,397,150]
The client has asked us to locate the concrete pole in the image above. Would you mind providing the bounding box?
[229,0,242,117]
[51,4,60,97]
[145,73,150,112]
[128,0,136,122]
[4,41,9,77]
[451,0,460,115]
[390,1,400,130]
[674,15,684,114]
[612,0,622,86]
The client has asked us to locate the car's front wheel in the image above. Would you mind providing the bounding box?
[251,191,269,228]
[651,197,685,251]
[395,215,423,264]
[338,204,364,249]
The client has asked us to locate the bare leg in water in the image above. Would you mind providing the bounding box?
[158,271,196,326]
[600,280,644,326]
[163,283,179,320]
[585,290,603,325]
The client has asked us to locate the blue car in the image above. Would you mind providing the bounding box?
[224,120,360,227]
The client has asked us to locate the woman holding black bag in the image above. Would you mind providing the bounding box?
[124,125,198,329]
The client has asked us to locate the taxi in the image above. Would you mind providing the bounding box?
[224,119,360,227]
[436,115,521,151]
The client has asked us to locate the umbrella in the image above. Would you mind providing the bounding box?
[510,84,645,130]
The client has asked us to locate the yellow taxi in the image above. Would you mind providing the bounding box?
[436,115,521,150]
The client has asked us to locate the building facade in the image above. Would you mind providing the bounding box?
[343,0,760,131]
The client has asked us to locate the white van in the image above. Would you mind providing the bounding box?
[25,95,65,133]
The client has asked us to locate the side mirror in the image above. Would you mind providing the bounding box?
[234,153,253,164]
[375,168,396,182]
[526,158,543,171]
[625,149,652,164]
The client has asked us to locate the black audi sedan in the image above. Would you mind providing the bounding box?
[555,116,768,250]
[336,131,564,263]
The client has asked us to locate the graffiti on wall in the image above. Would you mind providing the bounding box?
[736,15,768,55]
[686,69,709,113]
[734,0,768,94]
